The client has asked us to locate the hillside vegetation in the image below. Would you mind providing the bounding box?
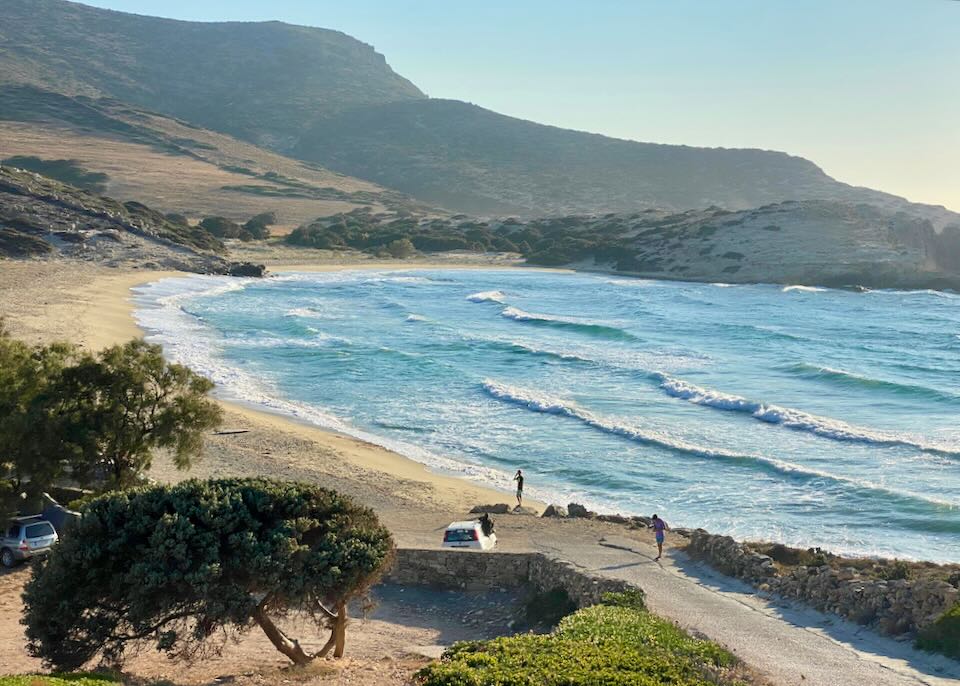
[2,0,947,218]
[287,203,960,290]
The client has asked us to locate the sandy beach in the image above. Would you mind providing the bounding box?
[0,259,549,519]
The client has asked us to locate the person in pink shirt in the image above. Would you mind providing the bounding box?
[650,514,669,560]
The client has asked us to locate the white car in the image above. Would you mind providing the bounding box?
[442,520,497,550]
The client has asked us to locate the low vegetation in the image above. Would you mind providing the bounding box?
[916,603,960,659]
[1,157,109,193]
[0,327,222,512]
[416,591,753,686]
[23,478,395,669]
[0,674,118,686]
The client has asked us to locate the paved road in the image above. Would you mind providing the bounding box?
[395,520,960,686]
[548,534,960,686]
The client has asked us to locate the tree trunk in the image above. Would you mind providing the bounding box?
[252,604,315,666]
[333,602,347,658]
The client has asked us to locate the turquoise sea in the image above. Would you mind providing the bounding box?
[134,269,960,562]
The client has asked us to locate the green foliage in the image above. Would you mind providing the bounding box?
[916,603,960,659]
[2,156,109,193]
[23,478,395,670]
[417,592,741,686]
[243,211,278,240]
[876,560,912,581]
[0,331,221,496]
[0,674,118,686]
[385,238,415,259]
[524,587,577,627]
[0,227,53,257]
[199,215,244,239]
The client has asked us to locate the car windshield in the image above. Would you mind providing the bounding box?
[446,529,476,542]
[25,522,55,538]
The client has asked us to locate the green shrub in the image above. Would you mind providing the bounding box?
[916,603,960,659]
[23,478,394,669]
[416,592,741,686]
[0,674,118,686]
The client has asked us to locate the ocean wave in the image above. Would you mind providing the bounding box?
[606,278,657,287]
[466,290,506,303]
[481,380,956,509]
[782,285,827,293]
[405,314,428,322]
[784,363,960,403]
[501,306,638,340]
[655,375,960,458]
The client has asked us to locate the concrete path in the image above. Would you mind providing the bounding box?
[545,534,960,686]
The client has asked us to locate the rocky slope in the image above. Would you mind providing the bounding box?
[0,165,254,273]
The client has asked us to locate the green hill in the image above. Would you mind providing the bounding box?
[0,0,953,219]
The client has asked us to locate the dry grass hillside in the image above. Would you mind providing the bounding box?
[0,86,428,232]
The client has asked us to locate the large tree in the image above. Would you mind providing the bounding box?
[0,330,222,497]
[23,479,395,669]
[51,339,223,489]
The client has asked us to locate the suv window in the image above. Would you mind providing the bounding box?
[6,525,19,538]
[25,522,55,538]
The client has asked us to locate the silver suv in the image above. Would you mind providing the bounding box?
[1,516,58,568]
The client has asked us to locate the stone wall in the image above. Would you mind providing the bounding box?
[687,529,959,636]
[386,548,636,608]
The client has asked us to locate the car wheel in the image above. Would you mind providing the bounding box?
[0,548,17,569]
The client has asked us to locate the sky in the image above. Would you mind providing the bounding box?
[83,0,959,211]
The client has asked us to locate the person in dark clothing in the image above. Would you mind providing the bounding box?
[513,470,524,509]
[479,512,495,537]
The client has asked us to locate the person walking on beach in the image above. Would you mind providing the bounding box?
[513,470,524,509]
[650,514,669,561]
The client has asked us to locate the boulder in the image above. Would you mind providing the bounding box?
[228,261,267,277]
[469,503,510,515]
[566,503,594,519]
[541,504,568,518]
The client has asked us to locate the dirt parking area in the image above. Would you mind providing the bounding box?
[0,567,522,685]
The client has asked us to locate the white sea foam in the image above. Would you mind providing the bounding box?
[655,374,960,458]
[482,380,956,508]
[466,290,506,303]
[782,285,827,293]
[405,314,428,322]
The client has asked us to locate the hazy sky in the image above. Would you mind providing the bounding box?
[84,0,959,211]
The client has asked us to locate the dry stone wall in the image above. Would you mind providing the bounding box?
[687,529,959,636]
[386,548,636,608]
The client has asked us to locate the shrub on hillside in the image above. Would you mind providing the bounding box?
[386,238,415,258]
[916,603,960,659]
[243,211,278,239]
[416,591,743,686]
[199,215,245,239]
[23,478,395,669]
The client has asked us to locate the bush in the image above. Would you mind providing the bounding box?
[416,592,741,686]
[198,216,243,239]
[386,238,415,259]
[0,674,118,686]
[23,478,395,669]
[916,603,960,659]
